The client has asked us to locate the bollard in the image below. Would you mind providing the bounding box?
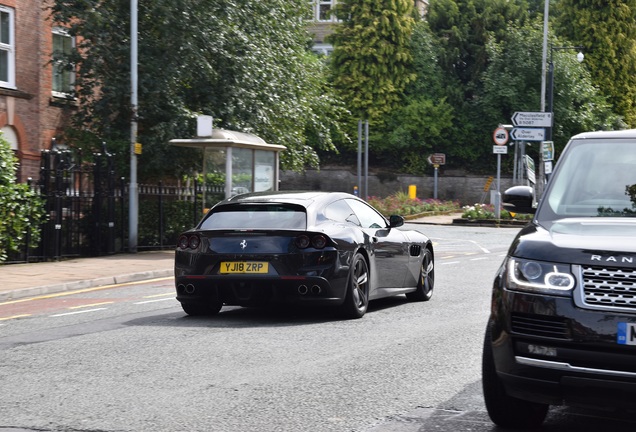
[408,185,416,199]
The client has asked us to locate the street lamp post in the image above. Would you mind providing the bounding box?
[546,45,584,141]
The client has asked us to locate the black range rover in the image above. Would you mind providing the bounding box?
[483,129,636,428]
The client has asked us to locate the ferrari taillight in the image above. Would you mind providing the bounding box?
[311,234,327,249]
[295,234,328,250]
[178,234,201,250]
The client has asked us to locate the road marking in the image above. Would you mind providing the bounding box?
[440,261,460,265]
[50,308,108,317]
[468,240,491,254]
[470,257,489,261]
[68,301,114,309]
[141,292,174,299]
[0,276,173,306]
[134,298,175,305]
[0,314,32,321]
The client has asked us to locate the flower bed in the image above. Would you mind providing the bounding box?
[461,203,533,221]
[367,192,461,217]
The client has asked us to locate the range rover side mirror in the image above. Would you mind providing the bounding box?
[503,186,536,214]
[389,215,405,228]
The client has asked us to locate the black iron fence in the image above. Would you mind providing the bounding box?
[7,147,224,263]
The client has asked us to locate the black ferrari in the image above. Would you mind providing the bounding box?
[174,191,434,318]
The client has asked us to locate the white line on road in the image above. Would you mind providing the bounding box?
[134,298,175,305]
[50,308,108,317]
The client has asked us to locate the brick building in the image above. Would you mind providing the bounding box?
[0,0,74,182]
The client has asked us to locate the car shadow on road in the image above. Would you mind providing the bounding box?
[393,379,636,432]
[125,295,411,329]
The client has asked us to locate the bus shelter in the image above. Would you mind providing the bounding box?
[170,128,286,210]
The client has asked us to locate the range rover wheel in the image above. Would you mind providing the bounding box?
[341,253,369,319]
[482,326,549,428]
[181,300,222,316]
[406,247,434,302]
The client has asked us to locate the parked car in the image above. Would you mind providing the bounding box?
[483,129,636,428]
[174,191,434,318]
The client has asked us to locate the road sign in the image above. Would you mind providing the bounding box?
[542,141,554,161]
[512,112,552,127]
[427,153,446,165]
[511,127,545,141]
[493,127,509,145]
[493,145,508,154]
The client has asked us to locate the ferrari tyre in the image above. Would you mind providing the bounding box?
[341,253,370,319]
[482,326,549,428]
[181,300,222,316]
[406,247,434,302]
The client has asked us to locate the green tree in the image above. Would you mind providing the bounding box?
[50,0,347,177]
[0,136,44,262]
[426,0,531,99]
[382,22,454,174]
[475,23,623,164]
[554,0,636,127]
[328,0,417,127]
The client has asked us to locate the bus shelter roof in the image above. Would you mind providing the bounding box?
[169,129,286,152]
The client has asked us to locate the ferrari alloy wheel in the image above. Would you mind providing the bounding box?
[342,253,369,319]
[406,247,434,302]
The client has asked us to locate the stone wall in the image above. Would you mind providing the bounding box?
[280,168,515,206]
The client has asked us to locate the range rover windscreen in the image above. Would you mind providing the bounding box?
[540,139,636,221]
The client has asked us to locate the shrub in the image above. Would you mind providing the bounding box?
[461,203,532,220]
[0,135,45,262]
[368,191,461,216]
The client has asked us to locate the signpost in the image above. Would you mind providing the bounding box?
[492,127,509,219]
[512,112,552,127]
[428,153,446,199]
[511,127,545,141]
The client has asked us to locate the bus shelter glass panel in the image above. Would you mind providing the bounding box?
[203,148,226,208]
[232,147,253,195]
[255,150,275,192]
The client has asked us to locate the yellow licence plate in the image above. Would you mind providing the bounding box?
[220,262,269,274]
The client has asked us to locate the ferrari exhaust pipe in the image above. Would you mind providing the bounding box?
[311,285,322,295]
[185,284,196,294]
[298,285,308,295]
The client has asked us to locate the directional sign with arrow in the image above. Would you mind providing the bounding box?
[512,112,552,127]
[511,127,545,141]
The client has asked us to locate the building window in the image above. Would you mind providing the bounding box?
[313,0,337,22]
[0,6,15,89]
[312,43,333,56]
[52,27,75,97]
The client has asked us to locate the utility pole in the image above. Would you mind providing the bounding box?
[129,0,138,252]
[537,0,550,199]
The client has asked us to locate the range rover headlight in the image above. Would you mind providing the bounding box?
[507,258,575,294]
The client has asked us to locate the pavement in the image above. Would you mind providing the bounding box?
[0,212,463,303]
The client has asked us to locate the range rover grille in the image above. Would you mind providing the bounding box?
[511,313,571,339]
[581,265,636,310]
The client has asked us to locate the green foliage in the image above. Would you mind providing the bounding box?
[554,0,636,127]
[426,0,531,97]
[461,203,532,220]
[0,136,45,262]
[50,0,348,178]
[477,22,624,159]
[367,191,460,216]
[138,199,197,247]
[328,0,417,125]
